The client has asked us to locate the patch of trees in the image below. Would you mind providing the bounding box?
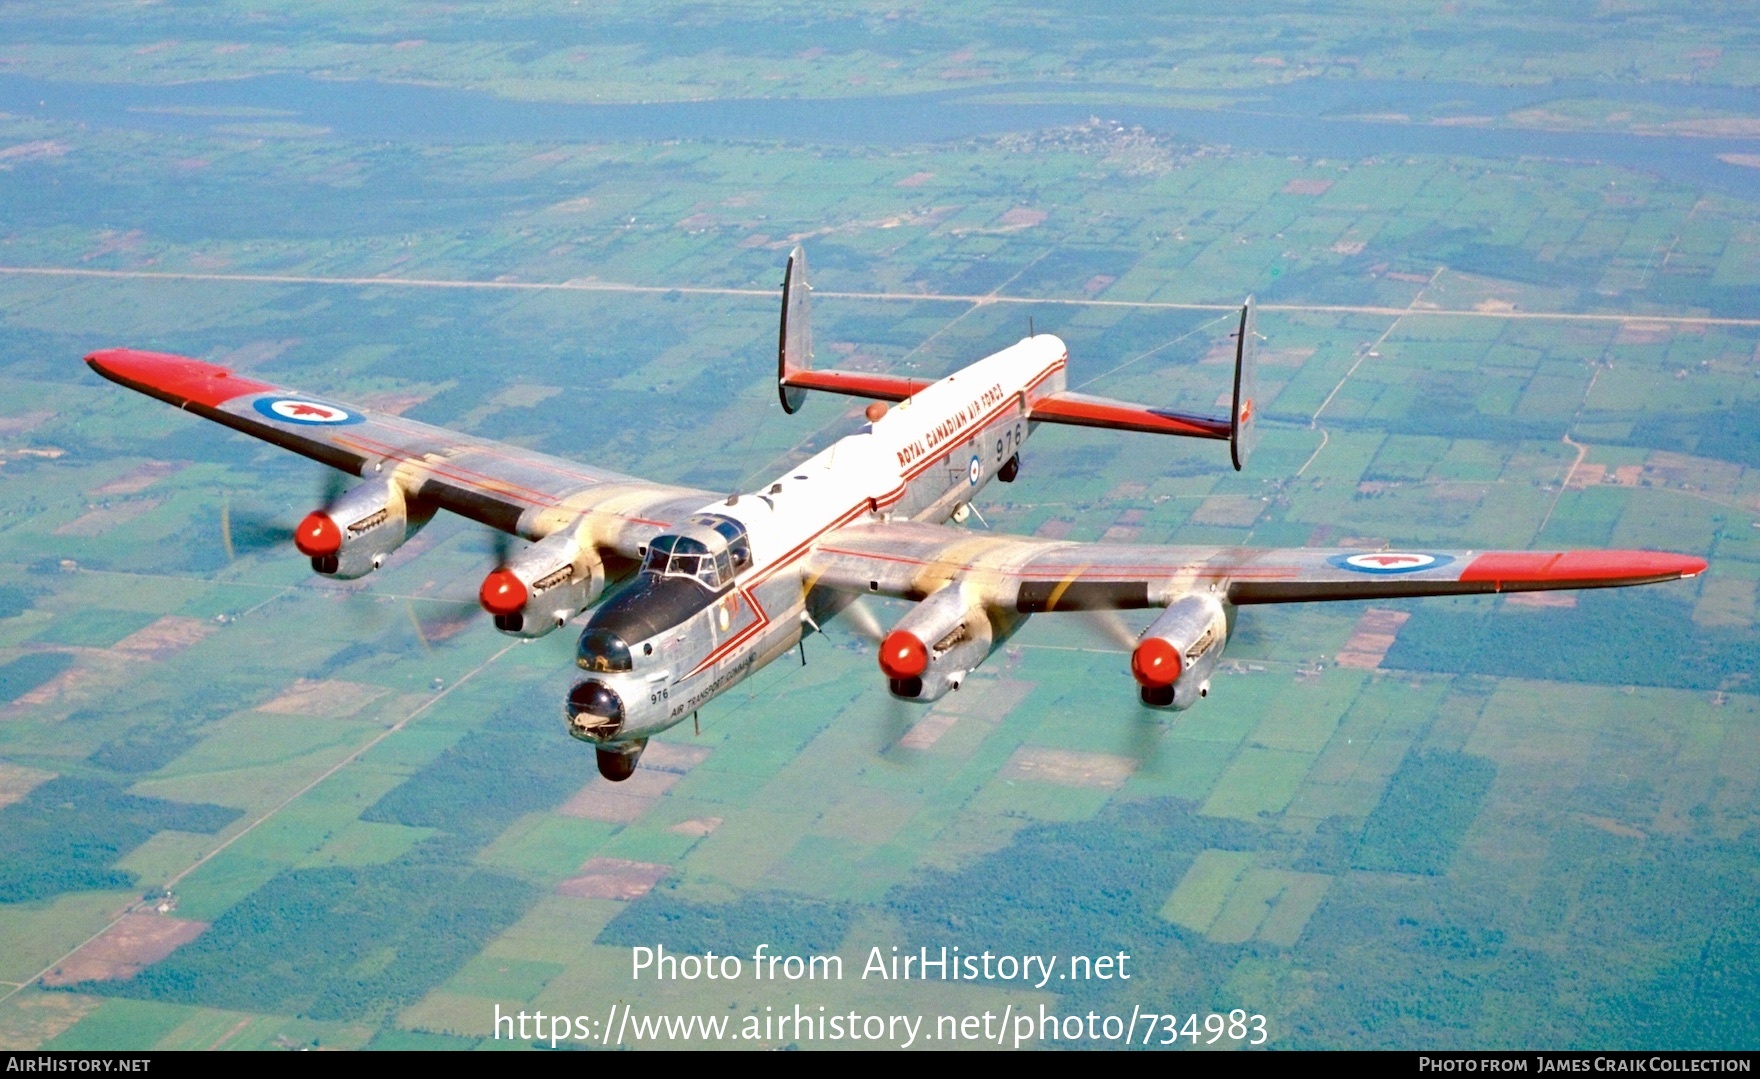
[0,652,72,705]
[1352,750,1495,876]
[1635,407,1760,469]
[0,584,33,620]
[1600,893,1760,1049]
[0,777,237,903]
[361,693,595,849]
[71,690,252,777]
[883,798,1257,1012]
[1383,589,1753,693]
[83,861,535,1022]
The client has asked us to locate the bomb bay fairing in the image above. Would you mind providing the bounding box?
[86,247,1707,781]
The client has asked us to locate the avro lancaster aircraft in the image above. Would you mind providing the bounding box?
[88,247,1707,780]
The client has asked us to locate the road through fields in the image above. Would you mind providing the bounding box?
[7,265,1760,328]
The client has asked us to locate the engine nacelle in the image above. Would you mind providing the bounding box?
[479,528,606,638]
[877,586,1003,703]
[1131,593,1230,710]
[294,477,426,580]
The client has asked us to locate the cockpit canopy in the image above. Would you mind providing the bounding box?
[640,514,751,591]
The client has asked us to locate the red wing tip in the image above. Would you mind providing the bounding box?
[86,348,274,408]
[87,346,214,373]
[1462,550,1709,585]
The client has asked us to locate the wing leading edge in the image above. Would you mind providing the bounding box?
[803,519,1706,610]
[86,348,711,555]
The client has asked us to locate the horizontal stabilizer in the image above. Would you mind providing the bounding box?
[1028,392,1231,439]
[1028,297,1259,471]
[781,367,928,403]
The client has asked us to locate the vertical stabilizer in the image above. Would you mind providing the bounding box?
[772,244,927,408]
[778,245,812,414]
[1229,296,1258,472]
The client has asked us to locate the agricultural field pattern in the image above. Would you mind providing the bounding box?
[0,1,1757,1051]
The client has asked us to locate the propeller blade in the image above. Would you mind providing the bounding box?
[837,597,888,644]
[214,494,295,562]
[881,694,915,755]
[1075,608,1142,651]
[223,508,293,558]
[405,601,433,653]
[1127,704,1168,766]
[318,468,348,510]
[406,598,480,647]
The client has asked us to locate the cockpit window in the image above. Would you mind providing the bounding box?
[641,522,745,590]
[690,514,753,571]
[577,628,632,673]
[643,536,717,586]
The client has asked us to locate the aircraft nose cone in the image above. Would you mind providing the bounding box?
[566,680,624,740]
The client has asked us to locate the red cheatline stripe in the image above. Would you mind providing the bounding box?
[888,360,1060,488]
[687,486,924,678]
[307,351,1058,527]
[685,498,880,677]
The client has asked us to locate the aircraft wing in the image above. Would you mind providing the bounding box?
[804,519,1707,610]
[85,348,713,554]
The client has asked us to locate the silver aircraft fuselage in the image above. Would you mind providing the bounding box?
[563,334,1068,759]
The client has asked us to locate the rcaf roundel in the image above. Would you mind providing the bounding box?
[1328,552,1454,575]
[253,397,364,426]
[968,455,982,485]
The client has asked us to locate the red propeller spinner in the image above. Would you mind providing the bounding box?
[1130,637,1182,688]
[479,568,528,616]
[293,511,342,558]
[878,630,928,680]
